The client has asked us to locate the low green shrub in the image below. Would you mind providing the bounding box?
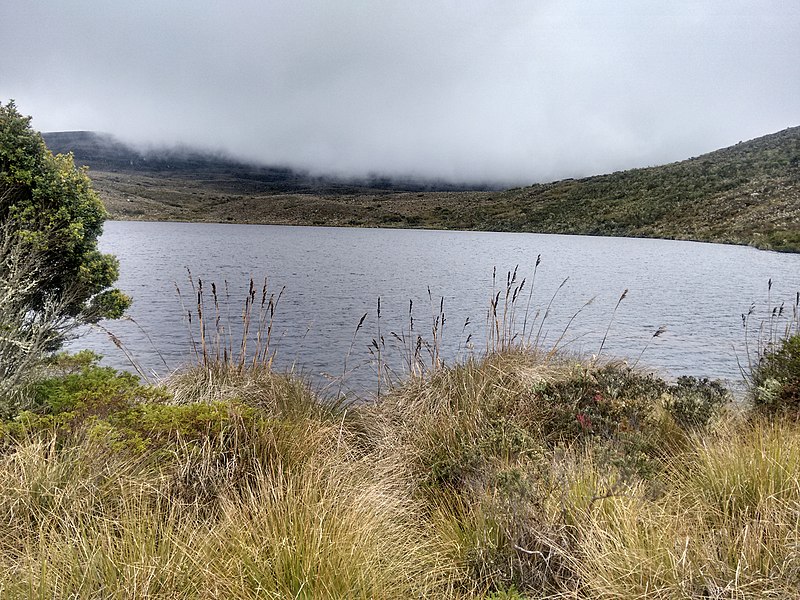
[516,364,681,481]
[1,352,166,445]
[484,588,523,600]
[751,333,800,417]
[31,351,160,414]
[4,354,271,463]
[522,364,666,446]
[662,376,731,429]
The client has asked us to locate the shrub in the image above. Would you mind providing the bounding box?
[31,351,147,414]
[0,101,129,323]
[520,364,667,448]
[1,351,167,447]
[0,102,130,413]
[662,376,731,429]
[751,333,800,417]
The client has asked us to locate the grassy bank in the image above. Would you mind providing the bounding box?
[1,334,799,598]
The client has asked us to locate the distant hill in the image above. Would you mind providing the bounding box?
[42,127,800,252]
[469,126,800,252]
[42,131,494,194]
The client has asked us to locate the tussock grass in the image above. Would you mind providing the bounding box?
[206,456,445,599]
[0,408,449,598]
[566,420,800,599]
[2,326,799,597]
[166,362,344,421]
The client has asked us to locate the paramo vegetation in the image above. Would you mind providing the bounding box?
[0,101,129,410]
[0,334,799,598]
[1,104,800,598]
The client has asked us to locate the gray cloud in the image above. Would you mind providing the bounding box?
[2,0,799,184]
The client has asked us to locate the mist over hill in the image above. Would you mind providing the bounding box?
[42,131,498,194]
[41,126,800,252]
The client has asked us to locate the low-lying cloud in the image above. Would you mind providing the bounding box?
[2,1,799,184]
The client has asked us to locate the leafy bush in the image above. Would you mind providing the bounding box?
[0,102,130,413]
[662,376,731,429]
[31,351,148,414]
[751,333,800,416]
[2,351,166,447]
[0,101,129,323]
[522,364,666,445]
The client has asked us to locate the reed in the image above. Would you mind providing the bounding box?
[741,281,800,379]
[357,288,452,396]
[359,260,594,397]
[176,271,285,374]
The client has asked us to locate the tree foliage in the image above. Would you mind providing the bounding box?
[0,101,130,409]
[0,100,130,324]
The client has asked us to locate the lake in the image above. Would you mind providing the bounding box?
[73,220,800,395]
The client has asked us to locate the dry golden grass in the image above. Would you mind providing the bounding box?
[0,412,451,598]
[2,346,799,598]
[564,419,800,599]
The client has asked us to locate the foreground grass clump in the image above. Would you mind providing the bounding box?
[371,352,738,596]
[1,350,799,598]
[572,420,800,598]
[0,355,446,598]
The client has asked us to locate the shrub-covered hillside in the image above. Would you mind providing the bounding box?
[460,126,800,252]
[46,126,800,252]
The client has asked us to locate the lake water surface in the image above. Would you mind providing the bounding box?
[75,221,800,395]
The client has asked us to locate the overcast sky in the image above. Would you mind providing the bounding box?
[1,1,798,184]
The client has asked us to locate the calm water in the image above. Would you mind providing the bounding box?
[74,221,800,395]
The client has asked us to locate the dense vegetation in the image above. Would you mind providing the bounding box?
[0,102,128,410]
[48,125,800,252]
[470,126,800,252]
[0,330,797,598]
[1,258,798,598]
[1,104,129,321]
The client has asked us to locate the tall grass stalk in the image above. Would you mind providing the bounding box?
[176,272,284,374]
[92,321,152,382]
[521,254,542,341]
[595,288,628,360]
[484,262,575,356]
[741,282,799,378]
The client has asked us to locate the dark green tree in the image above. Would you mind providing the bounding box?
[0,100,130,326]
[1,100,131,409]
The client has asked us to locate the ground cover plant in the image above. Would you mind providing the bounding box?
[0,313,797,599]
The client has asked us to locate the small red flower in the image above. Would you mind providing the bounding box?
[576,412,593,432]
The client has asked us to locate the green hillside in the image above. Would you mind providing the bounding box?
[45,126,800,252]
[462,126,800,251]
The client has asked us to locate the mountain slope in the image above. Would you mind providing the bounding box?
[42,126,800,252]
[42,131,493,194]
[471,125,800,251]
